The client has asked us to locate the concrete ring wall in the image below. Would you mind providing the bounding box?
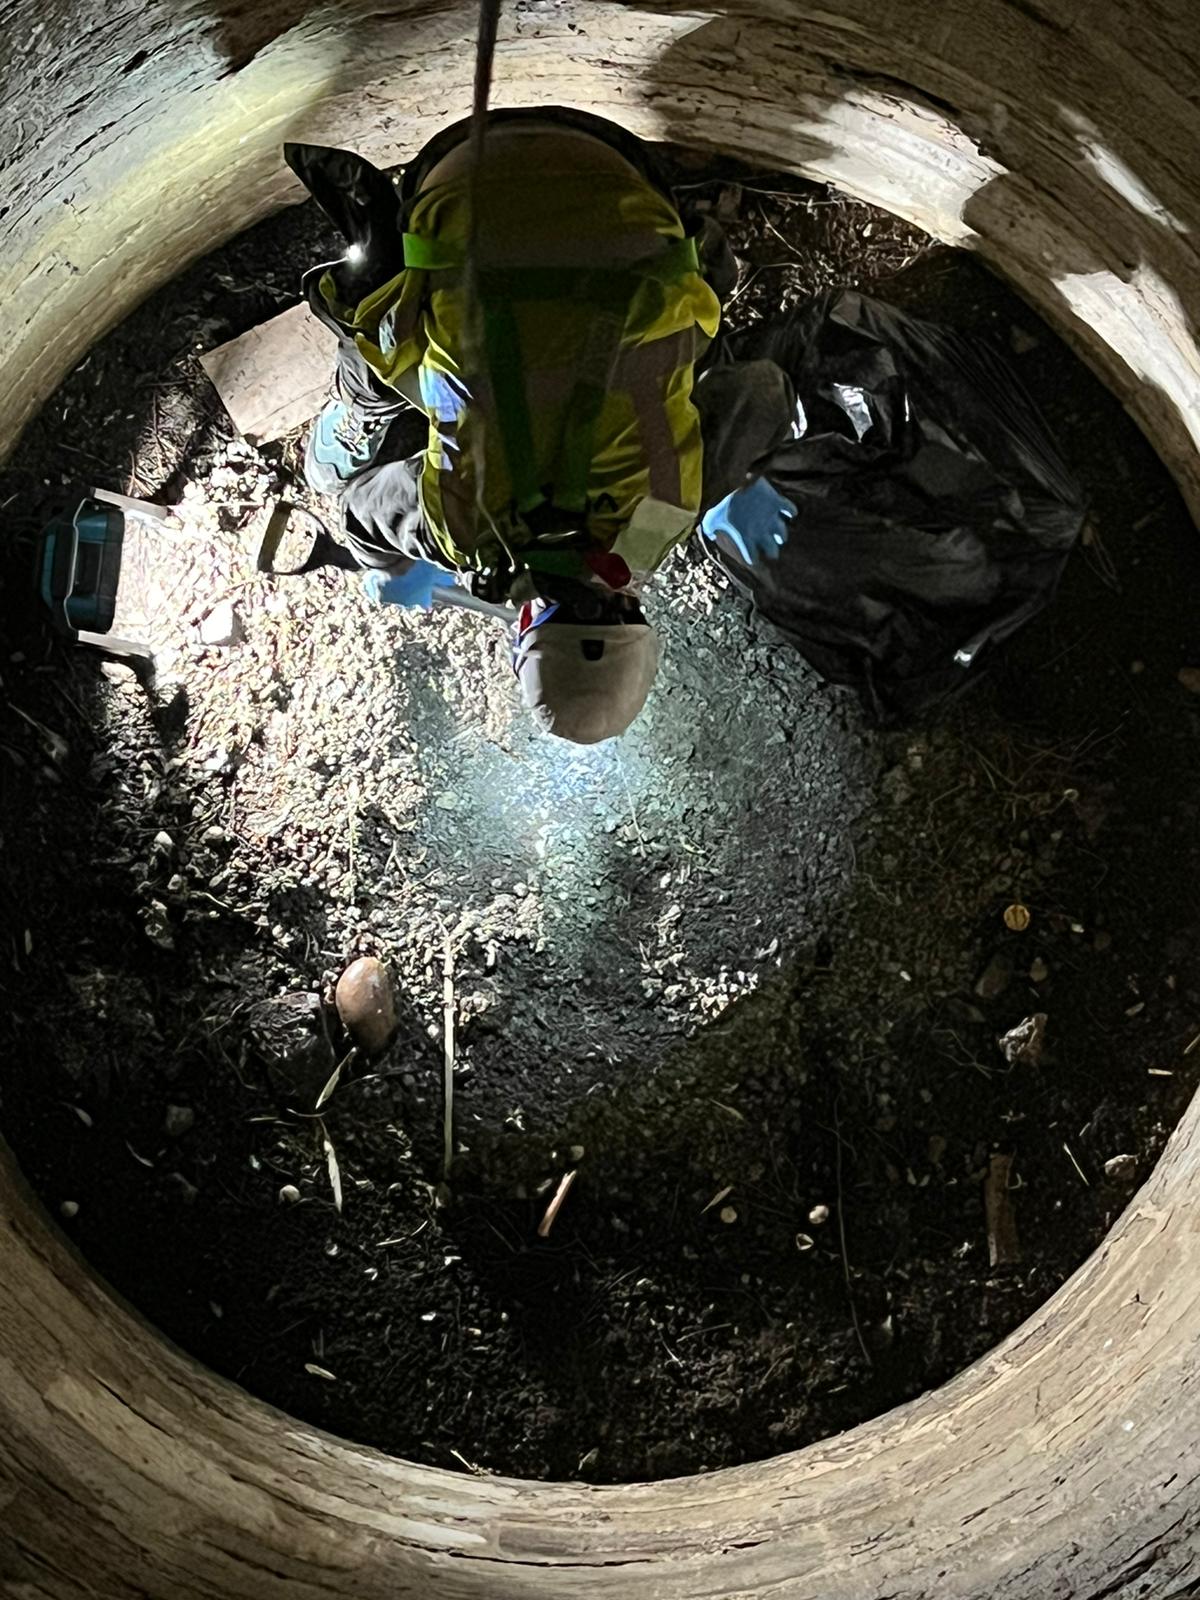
[2,1,1199,1594]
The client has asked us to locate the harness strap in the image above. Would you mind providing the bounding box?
[403,232,701,526]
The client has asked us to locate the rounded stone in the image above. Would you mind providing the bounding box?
[335,956,399,1056]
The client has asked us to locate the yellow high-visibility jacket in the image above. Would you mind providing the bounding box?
[321,147,721,580]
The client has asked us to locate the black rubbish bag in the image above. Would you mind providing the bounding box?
[698,289,1087,720]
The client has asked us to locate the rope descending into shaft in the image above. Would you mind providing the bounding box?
[463,0,505,554]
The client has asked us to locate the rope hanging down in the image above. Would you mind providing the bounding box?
[463,0,504,553]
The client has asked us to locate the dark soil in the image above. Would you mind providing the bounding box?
[1,146,1198,1486]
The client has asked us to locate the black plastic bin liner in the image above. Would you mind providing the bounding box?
[700,290,1086,719]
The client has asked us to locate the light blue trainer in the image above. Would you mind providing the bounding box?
[304,400,388,496]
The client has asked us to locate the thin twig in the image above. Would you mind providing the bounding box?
[757,200,806,261]
[615,748,647,856]
[320,1120,343,1213]
[538,1169,578,1238]
[985,1153,1021,1267]
[833,1097,871,1367]
[725,261,793,308]
[1062,1141,1090,1186]
[346,783,358,905]
[442,935,456,1183]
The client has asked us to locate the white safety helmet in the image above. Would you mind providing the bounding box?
[512,600,660,745]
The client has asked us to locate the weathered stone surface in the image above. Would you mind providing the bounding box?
[4,1,1200,1594]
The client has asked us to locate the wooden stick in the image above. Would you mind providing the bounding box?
[985,1153,1021,1267]
[538,1170,577,1239]
[442,937,455,1183]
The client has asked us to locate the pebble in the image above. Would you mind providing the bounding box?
[1104,1153,1138,1185]
[279,1184,302,1205]
[974,953,1013,1000]
[1030,956,1050,983]
[794,1232,815,1252]
[167,1172,198,1204]
[202,825,227,846]
[198,599,243,648]
[808,1204,830,1225]
[142,900,175,951]
[335,956,398,1056]
[59,1200,79,1220]
[997,1012,1048,1066]
[164,1104,194,1138]
[1178,667,1200,694]
[718,1205,738,1224]
[100,659,137,683]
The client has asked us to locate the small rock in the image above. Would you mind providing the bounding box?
[167,1171,198,1204]
[141,900,175,951]
[279,1184,301,1205]
[715,182,743,224]
[808,1204,830,1225]
[59,1200,80,1220]
[974,953,1013,1001]
[1003,902,1031,932]
[719,1205,738,1224]
[867,1314,896,1353]
[1178,667,1200,694]
[198,599,243,648]
[881,764,913,806]
[997,1012,1048,1066]
[1030,956,1050,983]
[249,991,337,1108]
[202,825,227,846]
[928,1134,948,1165]
[1104,1153,1138,1185]
[794,1231,815,1252]
[434,792,458,811]
[335,956,398,1057]
[569,1144,585,1162]
[945,997,987,1025]
[164,1104,194,1138]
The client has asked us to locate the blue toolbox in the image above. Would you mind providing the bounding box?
[38,489,165,674]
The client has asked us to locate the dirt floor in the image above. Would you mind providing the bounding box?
[1,147,1199,1485]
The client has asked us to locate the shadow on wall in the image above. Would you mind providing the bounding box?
[643,11,1200,497]
[206,0,337,74]
[959,172,1200,469]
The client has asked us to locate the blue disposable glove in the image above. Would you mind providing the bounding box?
[362,560,458,610]
[700,476,797,567]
